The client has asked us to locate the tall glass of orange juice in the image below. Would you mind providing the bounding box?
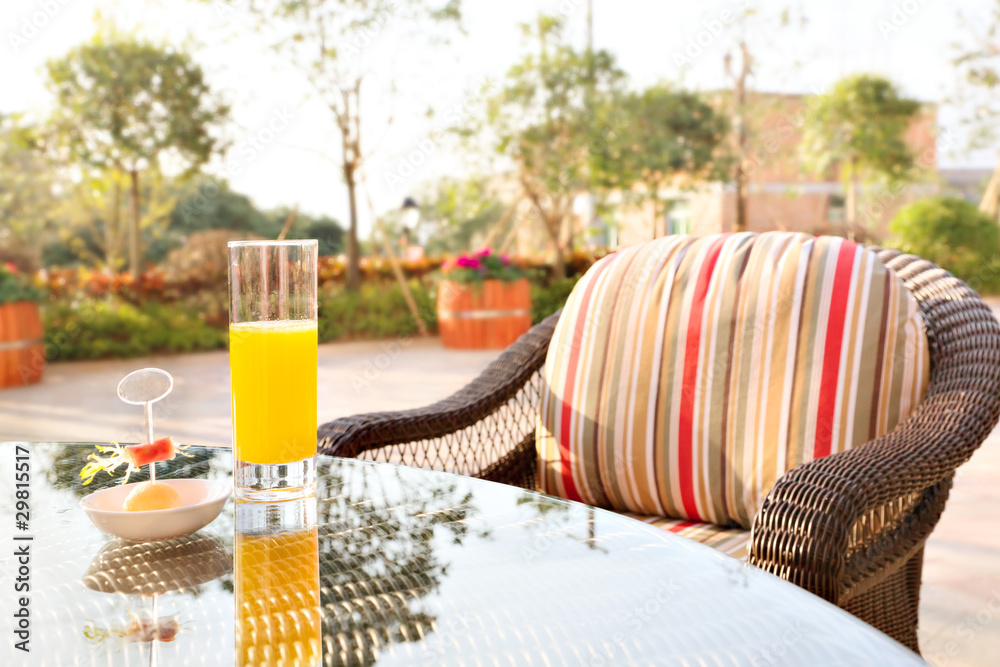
[235,497,320,667]
[229,240,318,500]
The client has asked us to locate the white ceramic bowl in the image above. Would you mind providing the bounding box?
[80,479,231,542]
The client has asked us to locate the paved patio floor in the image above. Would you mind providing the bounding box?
[1,330,997,665]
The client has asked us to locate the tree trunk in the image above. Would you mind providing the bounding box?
[339,83,363,293]
[129,169,141,278]
[545,213,567,280]
[345,164,361,291]
[552,246,567,280]
[845,156,858,241]
[561,196,575,261]
[729,42,753,234]
[733,99,748,233]
[649,184,664,238]
[735,168,749,233]
[106,175,120,273]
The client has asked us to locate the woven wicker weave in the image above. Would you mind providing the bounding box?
[319,248,1000,653]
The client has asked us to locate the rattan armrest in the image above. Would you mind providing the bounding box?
[317,313,560,467]
[749,254,1000,604]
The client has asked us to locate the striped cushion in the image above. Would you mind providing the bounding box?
[537,232,929,529]
[621,513,751,560]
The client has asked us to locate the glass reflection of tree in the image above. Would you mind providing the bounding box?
[316,461,485,667]
[44,443,219,498]
[516,495,607,553]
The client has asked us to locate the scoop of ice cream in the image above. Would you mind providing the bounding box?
[123,481,182,512]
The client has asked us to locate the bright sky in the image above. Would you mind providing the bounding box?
[1,0,995,236]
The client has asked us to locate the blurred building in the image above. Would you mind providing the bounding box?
[609,92,942,247]
[496,92,946,260]
[939,167,993,205]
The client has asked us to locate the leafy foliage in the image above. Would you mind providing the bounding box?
[890,197,1000,291]
[46,30,227,175]
[42,297,228,360]
[36,265,592,357]
[531,278,578,323]
[213,0,463,290]
[801,74,920,234]
[317,281,437,342]
[46,28,229,273]
[158,229,264,291]
[43,167,177,269]
[802,75,920,179]
[0,263,44,305]
[172,180,344,252]
[952,2,1000,220]
[474,14,624,278]
[594,86,730,226]
[417,177,506,255]
[441,248,528,284]
[952,2,1000,151]
[0,115,59,271]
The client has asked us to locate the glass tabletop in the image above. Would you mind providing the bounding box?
[0,442,923,666]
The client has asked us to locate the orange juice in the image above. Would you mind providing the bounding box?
[230,320,318,464]
[236,527,320,667]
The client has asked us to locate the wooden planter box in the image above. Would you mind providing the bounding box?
[0,302,45,389]
[437,279,532,350]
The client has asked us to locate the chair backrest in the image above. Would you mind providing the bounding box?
[536,232,930,529]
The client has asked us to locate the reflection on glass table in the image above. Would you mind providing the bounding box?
[236,497,321,666]
[0,442,924,666]
[81,533,232,661]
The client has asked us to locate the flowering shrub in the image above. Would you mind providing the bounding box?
[441,248,530,284]
[0,262,44,305]
[317,255,442,284]
[34,248,610,302]
[42,267,169,303]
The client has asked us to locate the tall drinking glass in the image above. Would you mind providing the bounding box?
[228,240,318,500]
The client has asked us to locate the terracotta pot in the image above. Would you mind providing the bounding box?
[437,279,532,350]
[0,302,45,389]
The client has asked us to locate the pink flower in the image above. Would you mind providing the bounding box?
[475,248,491,257]
[4,262,17,274]
[456,256,482,269]
[500,254,510,264]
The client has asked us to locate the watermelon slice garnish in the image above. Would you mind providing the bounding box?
[126,437,178,467]
[81,437,191,485]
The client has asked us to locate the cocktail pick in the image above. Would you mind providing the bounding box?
[117,368,173,483]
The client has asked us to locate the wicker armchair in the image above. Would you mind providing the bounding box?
[318,248,1000,653]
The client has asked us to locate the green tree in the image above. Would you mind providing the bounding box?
[167,181,345,260]
[0,115,59,271]
[212,0,462,291]
[594,86,729,237]
[268,209,346,257]
[47,167,176,268]
[801,74,920,239]
[46,29,229,275]
[172,179,269,236]
[478,14,623,278]
[416,177,505,255]
[890,196,1000,290]
[704,5,808,233]
[953,1,1000,219]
